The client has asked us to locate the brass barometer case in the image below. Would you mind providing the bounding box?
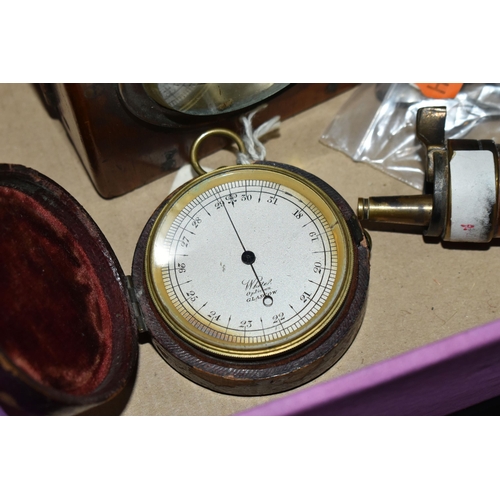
[132,131,370,396]
[0,132,369,413]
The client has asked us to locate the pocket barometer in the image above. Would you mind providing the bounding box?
[132,129,370,396]
[0,129,369,415]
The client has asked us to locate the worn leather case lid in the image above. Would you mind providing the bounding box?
[0,164,138,415]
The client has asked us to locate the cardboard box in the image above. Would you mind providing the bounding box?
[1,84,499,415]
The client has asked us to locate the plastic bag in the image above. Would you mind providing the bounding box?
[321,83,500,190]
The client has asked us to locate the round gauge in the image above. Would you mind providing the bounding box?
[142,83,289,116]
[134,160,370,395]
[147,165,351,357]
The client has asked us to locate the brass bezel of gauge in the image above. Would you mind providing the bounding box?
[144,164,354,360]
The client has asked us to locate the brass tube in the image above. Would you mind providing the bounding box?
[357,195,433,227]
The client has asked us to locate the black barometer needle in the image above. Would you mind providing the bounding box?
[219,194,273,307]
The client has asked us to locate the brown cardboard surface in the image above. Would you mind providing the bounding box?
[2,83,499,415]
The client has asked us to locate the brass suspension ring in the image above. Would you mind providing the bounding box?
[190,128,246,177]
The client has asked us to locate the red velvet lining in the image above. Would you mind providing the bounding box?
[0,186,113,396]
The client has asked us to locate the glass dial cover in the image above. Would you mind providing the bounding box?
[146,164,353,359]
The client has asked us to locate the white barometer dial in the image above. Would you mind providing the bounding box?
[146,165,353,359]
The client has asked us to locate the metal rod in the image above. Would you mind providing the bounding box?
[357,195,434,227]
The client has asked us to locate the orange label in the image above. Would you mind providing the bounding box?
[416,83,463,99]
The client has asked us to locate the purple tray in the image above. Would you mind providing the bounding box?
[238,318,500,415]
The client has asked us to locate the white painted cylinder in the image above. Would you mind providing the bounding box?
[448,149,497,242]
